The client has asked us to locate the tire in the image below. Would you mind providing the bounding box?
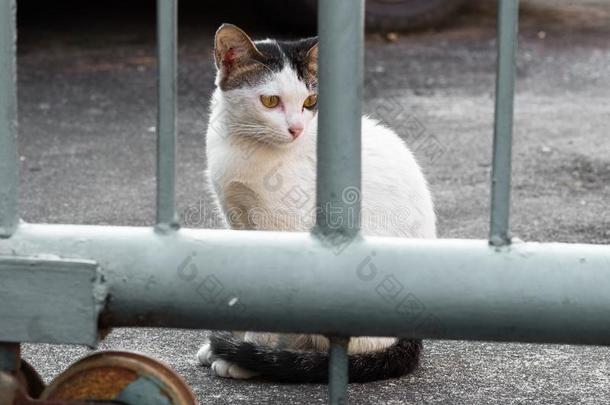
[291,0,464,32]
[364,0,464,32]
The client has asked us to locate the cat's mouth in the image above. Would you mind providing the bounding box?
[268,129,305,146]
[277,137,300,146]
[245,132,298,149]
[274,133,303,147]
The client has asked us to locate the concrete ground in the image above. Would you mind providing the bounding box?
[12,1,610,403]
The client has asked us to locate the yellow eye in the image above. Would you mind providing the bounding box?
[260,95,280,108]
[303,94,318,109]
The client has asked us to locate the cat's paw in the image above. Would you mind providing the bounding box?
[211,359,258,380]
[196,343,215,367]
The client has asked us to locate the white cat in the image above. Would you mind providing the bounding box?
[198,24,436,383]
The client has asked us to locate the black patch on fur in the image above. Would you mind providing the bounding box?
[275,37,318,84]
[225,38,318,91]
[220,43,281,91]
[209,332,422,383]
[248,41,283,75]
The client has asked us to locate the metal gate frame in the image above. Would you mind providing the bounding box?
[1,0,609,404]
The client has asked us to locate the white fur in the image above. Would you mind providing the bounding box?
[211,359,259,379]
[202,61,436,378]
[207,67,436,237]
[211,61,316,147]
[197,342,214,366]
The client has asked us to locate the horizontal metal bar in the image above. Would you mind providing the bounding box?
[0,256,102,346]
[2,224,610,346]
[316,0,365,239]
[489,0,519,246]
[0,0,19,238]
[155,0,179,230]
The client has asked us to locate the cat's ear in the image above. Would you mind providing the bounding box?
[304,41,319,86]
[306,41,318,69]
[214,24,262,72]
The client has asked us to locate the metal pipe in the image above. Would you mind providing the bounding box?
[0,0,18,238]
[313,2,364,398]
[0,343,19,372]
[328,337,349,405]
[3,224,610,346]
[489,0,519,246]
[315,0,365,240]
[155,0,179,231]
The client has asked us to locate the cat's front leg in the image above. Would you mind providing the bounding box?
[196,341,215,366]
[197,331,258,380]
[210,359,258,380]
[197,331,246,366]
[198,344,259,380]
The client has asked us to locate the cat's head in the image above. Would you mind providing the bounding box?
[212,24,318,146]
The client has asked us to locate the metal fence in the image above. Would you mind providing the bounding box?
[1,0,609,404]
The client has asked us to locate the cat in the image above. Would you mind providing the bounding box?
[197,23,437,383]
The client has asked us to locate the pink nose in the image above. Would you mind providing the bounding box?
[288,126,303,139]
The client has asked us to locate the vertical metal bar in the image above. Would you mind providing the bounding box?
[489,0,519,246]
[0,343,20,372]
[315,0,365,240]
[328,336,349,405]
[317,2,363,398]
[155,0,179,231]
[0,0,18,238]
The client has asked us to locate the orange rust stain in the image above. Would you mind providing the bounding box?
[45,367,137,400]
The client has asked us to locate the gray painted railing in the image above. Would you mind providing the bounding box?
[0,0,18,238]
[156,0,179,231]
[1,1,609,404]
[490,0,518,246]
[317,0,365,399]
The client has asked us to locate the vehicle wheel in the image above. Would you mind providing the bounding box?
[364,0,464,32]
[272,0,464,32]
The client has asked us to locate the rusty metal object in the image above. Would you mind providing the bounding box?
[2,366,120,404]
[40,351,196,405]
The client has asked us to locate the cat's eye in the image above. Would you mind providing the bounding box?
[260,95,280,108]
[303,94,318,110]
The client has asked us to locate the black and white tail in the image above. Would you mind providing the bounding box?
[209,332,422,383]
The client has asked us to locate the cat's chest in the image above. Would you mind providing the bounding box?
[215,154,316,231]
